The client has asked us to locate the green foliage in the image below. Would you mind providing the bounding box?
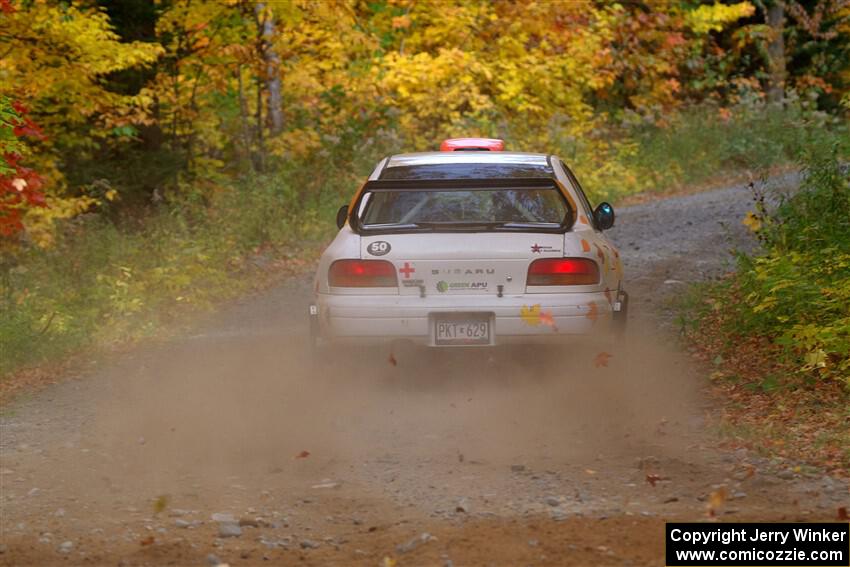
[0,146,381,375]
[714,148,850,386]
[5,105,844,376]
[0,96,24,175]
[568,92,849,203]
[2,0,850,378]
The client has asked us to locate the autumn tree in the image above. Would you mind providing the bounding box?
[0,0,161,244]
[0,97,46,245]
[373,0,757,148]
[1,0,847,238]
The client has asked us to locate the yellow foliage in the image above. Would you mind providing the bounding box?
[1,0,843,254]
[268,129,322,160]
[742,211,762,232]
[24,195,98,248]
[0,1,162,145]
[685,2,756,34]
[380,48,496,148]
[375,1,607,150]
[0,0,162,246]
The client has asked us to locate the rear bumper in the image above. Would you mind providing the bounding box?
[312,291,617,347]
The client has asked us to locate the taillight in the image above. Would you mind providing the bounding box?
[328,259,397,288]
[527,258,599,286]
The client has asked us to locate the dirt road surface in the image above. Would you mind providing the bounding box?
[2,177,847,566]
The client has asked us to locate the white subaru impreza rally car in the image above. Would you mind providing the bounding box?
[309,138,627,351]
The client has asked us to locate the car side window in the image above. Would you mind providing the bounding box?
[559,160,597,230]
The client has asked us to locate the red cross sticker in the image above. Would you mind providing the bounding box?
[399,262,415,279]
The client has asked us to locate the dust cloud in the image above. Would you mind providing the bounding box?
[43,317,704,522]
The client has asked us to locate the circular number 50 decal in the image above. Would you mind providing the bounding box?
[366,241,391,256]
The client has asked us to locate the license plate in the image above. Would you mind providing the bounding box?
[434,315,491,346]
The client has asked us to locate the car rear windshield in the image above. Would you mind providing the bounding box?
[358,186,570,233]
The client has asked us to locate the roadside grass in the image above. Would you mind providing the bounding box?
[0,129,410,382]
[678,148,850,474]
[571,95,847,202]
[683,289,850,475]
[0,167,355,379]
[1,102,847,388]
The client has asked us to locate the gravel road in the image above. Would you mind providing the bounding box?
[1,174,846,566]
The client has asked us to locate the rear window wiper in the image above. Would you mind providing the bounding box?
[412,221,564,231]
[498,222,562,229]
[361,222,502,231]
[410,221,506,231]
[359,222,425,230]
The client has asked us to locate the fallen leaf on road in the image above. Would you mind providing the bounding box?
[456,497,470,513]
[153,494,168,515]
[584,468,597,475]
[382,556,397,567]
[388,353,397,366]
[594,352,612,368]
[295,450,310,459]
[140,535,155,546]
[646,474,662,487]
[838,506,848,521]
[707,486,727,517]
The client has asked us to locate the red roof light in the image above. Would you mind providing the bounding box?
[440,138,505,152]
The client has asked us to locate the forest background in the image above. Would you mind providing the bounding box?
[1,0,848,435]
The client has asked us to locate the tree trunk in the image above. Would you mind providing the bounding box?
[766,1,786,103]
[256,73,265,172]
[236,64,258,172]
[255,2,284,136]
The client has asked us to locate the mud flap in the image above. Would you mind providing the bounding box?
[308,304,322,366]
[612,289,629,338]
